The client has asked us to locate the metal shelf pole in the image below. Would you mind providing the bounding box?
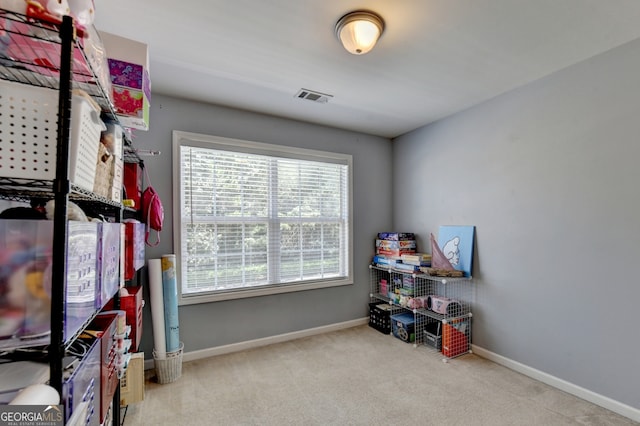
[49,14,74,398]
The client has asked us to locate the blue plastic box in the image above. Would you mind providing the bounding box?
[390,311,415,343]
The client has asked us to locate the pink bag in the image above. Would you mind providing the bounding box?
[142,171,164,246]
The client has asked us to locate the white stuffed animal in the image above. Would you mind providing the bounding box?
[45,200,89,221]
[67,0,94,26]
[46,0,70,17]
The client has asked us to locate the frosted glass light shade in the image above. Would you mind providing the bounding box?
[335,11,384,55]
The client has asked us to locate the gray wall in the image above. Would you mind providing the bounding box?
[132,95,392,355]
[392,39,640,409]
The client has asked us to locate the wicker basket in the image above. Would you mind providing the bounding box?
[93,142,113,198]
[153,342,184,384]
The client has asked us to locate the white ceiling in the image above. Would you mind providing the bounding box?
[95,0,640,139]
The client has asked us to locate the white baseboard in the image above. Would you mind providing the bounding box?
[471,344,640,423]
[144,317,368,371]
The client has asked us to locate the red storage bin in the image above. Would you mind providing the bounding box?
[105,286,144,352]
[87,312,119,424]
[123,162,143,208]
[442,316,470,358]
[124,222,145,281]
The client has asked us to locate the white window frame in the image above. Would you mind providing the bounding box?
[172,130,354,305]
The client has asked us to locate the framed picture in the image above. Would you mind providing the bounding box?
[437,225,475,277]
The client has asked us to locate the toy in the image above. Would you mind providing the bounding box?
[399,293,410,308]
[6,258,51,336]
[1,0,92,37]
[45,0,70,17]
[25,1,66,25]
[67,0,94,26]
[407,297,425,309]
[0,245,52,339]
[45,200,89,221]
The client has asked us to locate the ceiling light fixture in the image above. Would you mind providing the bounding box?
[335,10,385,55]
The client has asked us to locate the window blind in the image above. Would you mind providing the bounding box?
[179,143,350,297]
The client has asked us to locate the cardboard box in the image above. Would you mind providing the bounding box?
[112,86,150,131]
[108,59,151,98]
[99,31,151,131]
[120,352,145,406]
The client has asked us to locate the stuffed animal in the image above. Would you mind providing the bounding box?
[24,0,65,25]
[45,200,89,221]
[6,258,51,337]
[407,296,428,310]
[45,0,70,17]
[0,246,52,339]
[399,293,410,308]
[67,0,94,26]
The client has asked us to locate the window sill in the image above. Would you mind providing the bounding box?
[178,277,353,305]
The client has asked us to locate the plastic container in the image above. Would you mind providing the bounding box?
[153,342,183,384]
[0,80,105,191]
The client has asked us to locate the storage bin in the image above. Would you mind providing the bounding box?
[96,222,121,310]
[123,162,143,208]
[0,80,105,191]
[88,312,119,424]
[423,321,442,351]
[0,219,98,346]
[368,302,393,334]
[390,312,415,343]
[123,222,145,280]
[65,221,99,340]
[62,338,100,425]
[442,316,470,358]
[104,286,144,352]
[99,31,151,131]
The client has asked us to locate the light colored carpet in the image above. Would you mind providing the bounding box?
[122,325,637,426]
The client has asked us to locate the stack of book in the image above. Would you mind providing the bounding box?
[372,232,432,272]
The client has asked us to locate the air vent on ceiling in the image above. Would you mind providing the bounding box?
[295,88,333,104]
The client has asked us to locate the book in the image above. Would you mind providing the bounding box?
[400,253,432,266]
[376,248,417,257]
[375,239,417,250]
[373,255,397,266]
[377,232,416,241]
[393,262,421,272]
